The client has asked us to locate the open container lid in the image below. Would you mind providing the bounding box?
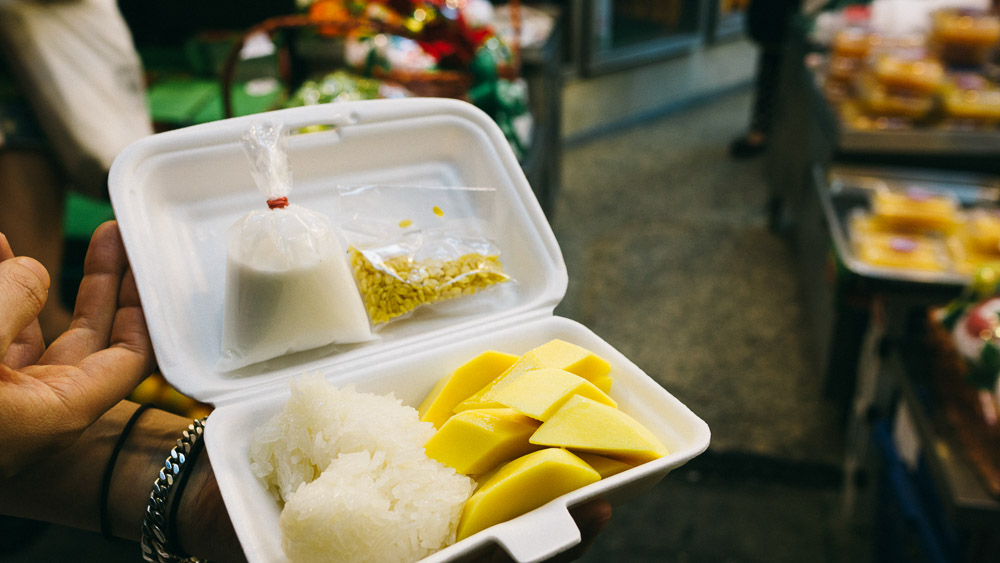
[109,98,567,406]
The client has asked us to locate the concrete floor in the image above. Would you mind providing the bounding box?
[556,87,874,563]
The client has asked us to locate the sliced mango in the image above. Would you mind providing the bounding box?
[456,448,601,540]
[424,408,542,475]
[529,395,669,464]
[524,338,612,381]
[576,452,634,479]
[453,339,613,413]
[418,351,519,429]
[490,368,617,421]
[589,373,614,394]
[452,360,538,412]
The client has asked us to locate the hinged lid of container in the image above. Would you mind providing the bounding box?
[109,98,567,406]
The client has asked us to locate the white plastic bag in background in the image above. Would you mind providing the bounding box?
[869,0,992,37]
[336,185,511,327]
[219,122,372,371]
[0,0,154,198]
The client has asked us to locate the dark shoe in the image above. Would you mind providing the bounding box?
[728,135,767,159]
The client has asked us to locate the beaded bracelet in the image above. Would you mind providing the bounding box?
[140,416,208,563]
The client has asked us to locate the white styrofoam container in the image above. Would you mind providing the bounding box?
[109,98,710,563]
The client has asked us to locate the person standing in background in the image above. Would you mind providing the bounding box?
[729,0,803,158]
[0,0,154,342]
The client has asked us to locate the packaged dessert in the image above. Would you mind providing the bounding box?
[832,27,881,60]
[854,231,948,272]
[870,185,961,233]
[838,99,874,129]
[828,54,865,82]
[946,226,1000,276]
[849,209,894,236]
[335,184,511,327]
[966,208,1000,253]
[855,72,935,119]
[930,8,1000,67]
[219,122,372,371]
[870,49,945,95]
[941,74,1000,124]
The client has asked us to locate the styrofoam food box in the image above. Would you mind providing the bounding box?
[109,98,711,562]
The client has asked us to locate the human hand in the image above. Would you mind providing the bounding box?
[0,221,155,478]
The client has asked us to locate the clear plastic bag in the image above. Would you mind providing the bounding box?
[219,122,372,371]
[335,185,511,326]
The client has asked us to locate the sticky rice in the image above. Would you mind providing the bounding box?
[249,373,474,562]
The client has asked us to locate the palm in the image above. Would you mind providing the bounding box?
[0,223,154,477]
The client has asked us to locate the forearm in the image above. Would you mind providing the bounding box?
[0,400,245,562]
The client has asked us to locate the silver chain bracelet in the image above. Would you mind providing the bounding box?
[140,416,208,563]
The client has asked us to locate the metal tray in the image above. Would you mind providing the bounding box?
[819,164,1000,288]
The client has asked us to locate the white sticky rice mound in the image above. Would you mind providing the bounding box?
[248,373,475,562]
[280,449,474,563]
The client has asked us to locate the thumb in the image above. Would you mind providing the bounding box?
[0,256,50,361]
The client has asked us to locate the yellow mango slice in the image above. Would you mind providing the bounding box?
[418,351,519,429]
[452,360,539,413]
[529,395,669,464]
[525,338,612,381]
[456,448,601,540]
[576,452,634,479]
[490,368,617,421]
[424,408,542,475]
[589,373,613,394]
[453,339,612,413]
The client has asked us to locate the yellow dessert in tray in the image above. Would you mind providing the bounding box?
[870,186,961,233]
[966,209,1000,253]
[853,230,947,272]
[832,27,882,59]
[930,8,1000,67]
[856,72,935,119]
[871,51,945,95]
[941,75,1000,124]
[946,212,1000,275]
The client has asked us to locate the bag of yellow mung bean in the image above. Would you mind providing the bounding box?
[335,185,512,327]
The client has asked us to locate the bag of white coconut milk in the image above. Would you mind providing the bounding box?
[219,122,371,371]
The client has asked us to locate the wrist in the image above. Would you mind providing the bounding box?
[106,405,191,540]
[175,450,246,563]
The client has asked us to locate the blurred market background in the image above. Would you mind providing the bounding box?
[3,0,1000,561]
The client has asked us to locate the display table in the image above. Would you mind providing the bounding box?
[765,24,1000,237]
[767,21,1000,563]
[764,20,1000,403]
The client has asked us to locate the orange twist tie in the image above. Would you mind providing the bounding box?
[267,197,289,209]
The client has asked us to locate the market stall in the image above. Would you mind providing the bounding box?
[765,4,1000,560]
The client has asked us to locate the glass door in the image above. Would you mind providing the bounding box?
[581,0,707,75]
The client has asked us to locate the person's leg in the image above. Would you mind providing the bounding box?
[0,149,72,342]
[730,45,782,158]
